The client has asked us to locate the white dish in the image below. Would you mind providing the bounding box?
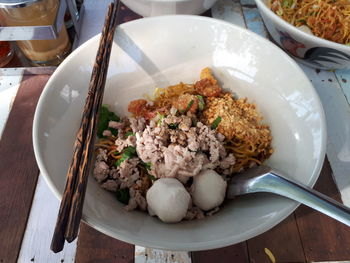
[255,0,350,70]
[121,0,218,17]
[33,15,326,251]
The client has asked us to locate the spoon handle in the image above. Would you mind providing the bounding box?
[250,171,350,226]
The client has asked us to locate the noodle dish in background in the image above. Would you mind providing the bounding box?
[255,0,350,70]
[33,16,326,250]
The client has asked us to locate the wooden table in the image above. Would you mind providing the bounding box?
[1,0,350,262]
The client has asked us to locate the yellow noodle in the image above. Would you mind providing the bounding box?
[269,0,350,45]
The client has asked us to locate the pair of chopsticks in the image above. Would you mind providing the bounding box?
[51,0,121,253]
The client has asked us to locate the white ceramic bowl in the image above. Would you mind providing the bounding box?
[33,15,326,251]
[121,0,218,16]
[255,0,350,70]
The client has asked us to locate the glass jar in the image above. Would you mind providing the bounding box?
[0,0,71,66]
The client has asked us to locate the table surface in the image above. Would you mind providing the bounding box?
[1,0,350,263]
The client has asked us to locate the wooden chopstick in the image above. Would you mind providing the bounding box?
[65,0,121,242]
[50,0,119,253]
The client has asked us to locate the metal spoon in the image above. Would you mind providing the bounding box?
[226,165,350,226]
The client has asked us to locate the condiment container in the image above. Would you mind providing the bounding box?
[0,0,71,66]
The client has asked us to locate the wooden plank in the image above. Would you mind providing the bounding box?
[0,74,50,263]
[192,242,249,263]
[77,0,141,47]
[212,0,246,28]
[240,0,256,6]
[334,69,350,105]
[241,5,268,38]
[75,223,134,263]
[300,65,350,207]
[0,74,21,138]
[247,214,306,263]
[135,247,191,263]
[295,158,350,262]
[17,175,77,263]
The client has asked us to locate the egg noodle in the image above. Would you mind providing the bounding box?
[152,83,196,109]
[269,0,350,45]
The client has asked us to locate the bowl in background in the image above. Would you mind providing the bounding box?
[255,0,350,70]
[33,15,326,250]
[121,0,218,16]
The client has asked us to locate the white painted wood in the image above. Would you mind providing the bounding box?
[240,0,256,6]
[212,0,246,28]
[135,246,191,263]
[0,73,21,138]
[300,65,350,207]
[335,69,350,105]
[17,175,77,263]
[76,0,113,47]
[241,5,268,38]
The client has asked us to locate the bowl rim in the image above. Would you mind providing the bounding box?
[255,0,350,51]
[32,14,327,250]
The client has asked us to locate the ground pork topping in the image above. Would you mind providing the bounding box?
[136,114,235,180]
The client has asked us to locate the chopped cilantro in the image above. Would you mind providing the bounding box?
[140,162,156,181]
[125,131,135,137]
[124,146,137,156]
[168,123,179,130]
[97,105,120,138]
[115,146,137,167]
[142,161,152,171]
[115,157,125,167]
[148,174,156,181]
[110,128,118,136]
[116,188,130,205]
[211,116,222,129]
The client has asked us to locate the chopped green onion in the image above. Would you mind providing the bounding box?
[196,95,205,111]
[282,0,293,8]
[276,7,283,16]
[185,99,194,112]
[156,112,165,126]
[211,116,222,129]
[116,188,130,205]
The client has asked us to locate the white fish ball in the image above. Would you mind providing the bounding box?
[192,169,227,211]
[146,178,191,223]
